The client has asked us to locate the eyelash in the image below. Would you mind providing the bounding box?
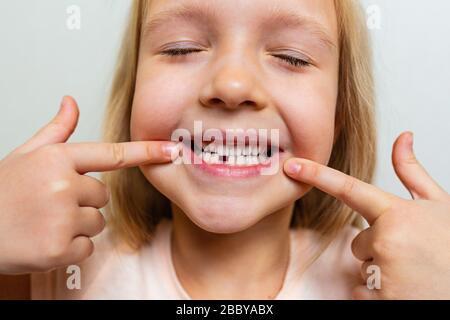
[160,48,311,68]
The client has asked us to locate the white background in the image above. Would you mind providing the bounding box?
[0,0,449,198]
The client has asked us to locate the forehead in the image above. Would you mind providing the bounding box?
[144,0,338,48]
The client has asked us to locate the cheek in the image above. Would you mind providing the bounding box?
[130,68,193,141]
[275,76,337,164]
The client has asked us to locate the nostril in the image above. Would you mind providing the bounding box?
[210,98,222,105]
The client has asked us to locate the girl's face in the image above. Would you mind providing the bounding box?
[131,0,339,233]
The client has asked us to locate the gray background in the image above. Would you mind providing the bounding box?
[0,0,449,198]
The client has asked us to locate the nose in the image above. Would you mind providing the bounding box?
[199,60,268,111]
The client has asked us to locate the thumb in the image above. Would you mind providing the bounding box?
[392,131,447,200]
[15,96,80,154]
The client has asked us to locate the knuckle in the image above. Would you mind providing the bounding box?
[48,121,73,138]
[47,178,74,196]
[44,238,69,263]
[43,218,74,262]
[339,177,356,200]
[371,234,397,259]
[110,143,126,167]
[146,143,155,161]
[394,153,418,168]
[402,154,418,166]
[305,161,320,181]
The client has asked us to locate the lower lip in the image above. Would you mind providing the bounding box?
[181,143,280,178]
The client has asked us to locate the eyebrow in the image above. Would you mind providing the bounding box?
[142,3,218,38]
[142,4,337,52]
[263,6,338,51]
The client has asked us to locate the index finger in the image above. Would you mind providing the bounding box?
[65,141,181,174]
[284,158,396,225]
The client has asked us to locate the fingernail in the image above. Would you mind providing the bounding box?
[286,161,302,175]
[59,96,68,111]
[162,142,180,158]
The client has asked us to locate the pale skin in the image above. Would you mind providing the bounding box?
[1,0,450,300]
[131,0,450,300]
[170,201,294,299]
[132,0,340,299]
[284,134,450,299]
[0,97,178,295]
[171,132,450,300]
[2,98,449,299]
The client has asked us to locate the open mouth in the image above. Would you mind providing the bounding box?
[186,137,282,167]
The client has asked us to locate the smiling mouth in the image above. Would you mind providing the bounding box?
[186,138,282,167]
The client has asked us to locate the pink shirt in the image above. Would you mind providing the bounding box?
[31,218,362,299]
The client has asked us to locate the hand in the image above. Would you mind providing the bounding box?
[284,132,450,299]
[0,96,180,274]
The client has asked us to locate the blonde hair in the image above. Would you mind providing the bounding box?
[102,0,376,250]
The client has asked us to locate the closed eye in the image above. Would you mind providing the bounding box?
[160,48,311,68]
[270,54,311,68]
[160,48,204,56]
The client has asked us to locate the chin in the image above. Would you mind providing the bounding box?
[177,194,266,234]
[139,155,304,235]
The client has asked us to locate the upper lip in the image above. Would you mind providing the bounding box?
[182,128,285,153]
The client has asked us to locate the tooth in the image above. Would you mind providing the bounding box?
[249,156,258,165]
[259,154,270,165]
[226,145,234,156]
[219,145,224,155]
[206,143,216,153]
[203,151,211,163]
[209,154,219,164]
[244,146,250,156]
[216,144,224,156]
[251,145,258,156]
[236,146,244,156]
[236,155,246,165]
[258,144,267,156]
[226,155,236,165]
